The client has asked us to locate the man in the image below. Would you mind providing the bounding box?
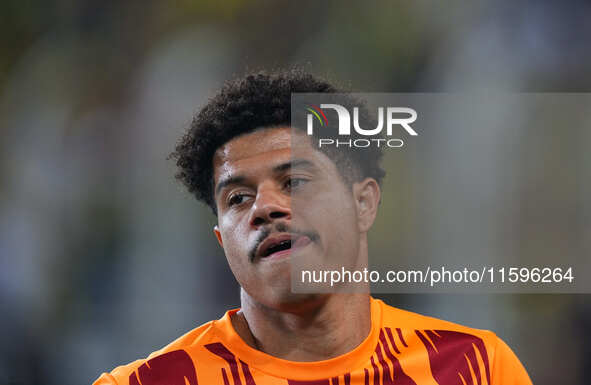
[94,70,532,385]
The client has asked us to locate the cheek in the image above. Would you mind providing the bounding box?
[221,230,252,287]
[334,207,359,244]
[322,194,359,253]
[219,216,250,267]
[300,194,355,240]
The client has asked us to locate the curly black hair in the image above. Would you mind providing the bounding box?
[169,69,385,214]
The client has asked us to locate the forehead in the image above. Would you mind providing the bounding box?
[215,127,292,164]
[213,127,313,183]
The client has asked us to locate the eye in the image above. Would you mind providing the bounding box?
[285,177,309,190]
[227,193,252,207]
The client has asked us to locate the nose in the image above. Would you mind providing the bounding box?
[249,182,291,227]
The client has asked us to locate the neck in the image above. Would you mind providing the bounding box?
[231,291,372,362]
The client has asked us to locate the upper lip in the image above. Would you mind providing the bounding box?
[256,233,299,259]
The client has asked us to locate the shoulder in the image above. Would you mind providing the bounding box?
[375,297,498,341]
[373,298,532,384]
[93,320,217,385]
[375,297,500,352]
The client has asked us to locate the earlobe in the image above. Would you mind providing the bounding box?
[213,226,224,248]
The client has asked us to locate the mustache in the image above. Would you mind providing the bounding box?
[248,222,319,262]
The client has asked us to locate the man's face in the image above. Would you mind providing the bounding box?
[212,127,366,309]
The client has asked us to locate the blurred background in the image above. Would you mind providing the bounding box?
[0,1,590,384]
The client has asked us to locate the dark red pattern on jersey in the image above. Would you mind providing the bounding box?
[128,349,198,385]
[240,359,256,385]
[205,342,257,385]
[370,356,380,385]
[385,328,400,354]
[373,328,417,385]
[395,329,407,347]
[416,330,491,385]
[221,368,230,385]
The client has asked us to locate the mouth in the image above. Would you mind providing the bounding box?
[256,234,312,261]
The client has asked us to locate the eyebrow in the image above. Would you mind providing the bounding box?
[272,158,316,173]
[215,175,246,196]
[215,158,317,196]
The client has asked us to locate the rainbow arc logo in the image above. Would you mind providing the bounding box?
[305,105,328,126]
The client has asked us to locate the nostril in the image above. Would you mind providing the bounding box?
[252,217,265,226]
[251,209,289,227]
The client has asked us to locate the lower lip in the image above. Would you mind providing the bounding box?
[263,236,312,261]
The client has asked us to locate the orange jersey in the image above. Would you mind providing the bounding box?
[93,297,532,385]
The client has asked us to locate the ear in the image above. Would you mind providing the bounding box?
[353,178,381,233]
[213,225,224,248]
